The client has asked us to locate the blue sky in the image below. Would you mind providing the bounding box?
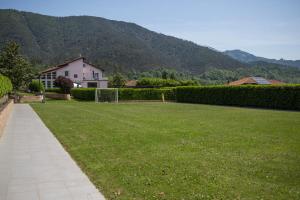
[1,0,299,60]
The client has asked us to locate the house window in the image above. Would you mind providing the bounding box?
[74,74,78,78]
[94,73,99,80]
[47,73,51,79]
[65,71,69,77]
[52,72,57,79]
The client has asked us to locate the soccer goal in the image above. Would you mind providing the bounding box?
[95,88,119,103]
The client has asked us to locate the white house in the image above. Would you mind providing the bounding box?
[40,57,108,89]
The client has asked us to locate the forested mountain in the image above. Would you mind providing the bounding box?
[0,9,244,74]
[224,50,300,68]
[1,9,299,83]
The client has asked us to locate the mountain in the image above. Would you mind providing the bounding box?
[224,50,300,68]
[0,9,245,74]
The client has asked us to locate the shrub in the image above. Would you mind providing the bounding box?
[54,76,73,94]
[109,73,126,88]
[71,88,96,101]
[176,85,300,110]
[28,80,44,92]
[0,74,13,98]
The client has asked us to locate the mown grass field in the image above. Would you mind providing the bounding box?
[31,101,300,200]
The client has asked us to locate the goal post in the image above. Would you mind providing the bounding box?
[95,88,119,103]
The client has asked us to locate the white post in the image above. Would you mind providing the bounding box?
[45,73,48,89]
[116,88,118,103]
[95,88,98,103]
[50,72,53,88]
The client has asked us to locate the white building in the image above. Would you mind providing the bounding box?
[40,57,108,89]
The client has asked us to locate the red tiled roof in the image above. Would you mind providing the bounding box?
[125,80,137,87]
[268,80,285,85]
[228,77,257,86]
[228,77,285,86]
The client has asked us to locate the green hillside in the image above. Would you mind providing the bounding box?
[0,9,244,73]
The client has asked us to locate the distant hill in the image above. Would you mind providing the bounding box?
[0,9,245,74]
[224,50,300,68]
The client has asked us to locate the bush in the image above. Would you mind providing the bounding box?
[28,80,44,92]
[71,88,96,100]
[71,88,176,101]
[0,74,13,98]
[176,85,300,110]
[54,76,73,94]
[109,73,126,88]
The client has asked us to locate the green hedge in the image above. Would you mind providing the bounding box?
[119,88,176,101]
[71,88,176,101]
[71,88,96,100]
[0,75,13,98]
[176,85,300,110]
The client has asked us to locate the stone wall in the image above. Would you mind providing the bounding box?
[19,95,43,103]
[45,93,71,100]
[0,100,14,137]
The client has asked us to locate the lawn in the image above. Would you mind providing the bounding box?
[31,101,300,200]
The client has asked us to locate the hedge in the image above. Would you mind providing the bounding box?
[71,88,96,101]
[176,85,300,110]
[119,88,176,101]
[0,75,13,98]
[71,88,176,101]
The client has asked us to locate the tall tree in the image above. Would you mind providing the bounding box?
[0,41,36,90]
[110,73,126,88]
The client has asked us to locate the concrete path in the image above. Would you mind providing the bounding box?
[0,104,105,200]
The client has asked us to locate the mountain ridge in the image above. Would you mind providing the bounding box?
[0,9,245,74]
[223,49,300,68]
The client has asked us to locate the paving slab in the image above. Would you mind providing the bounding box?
[0,104,105,200]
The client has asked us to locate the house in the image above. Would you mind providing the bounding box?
[40,57,108,89]
[228,77,285,86]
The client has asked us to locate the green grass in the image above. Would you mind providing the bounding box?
[31,101,300,200]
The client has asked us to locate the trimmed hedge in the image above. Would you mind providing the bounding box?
[176,85,300,110]
[71,88,95,101]
[119,88,176,101]
[71,88,176,101]
[71,85,300,110]
[0,75,13,98]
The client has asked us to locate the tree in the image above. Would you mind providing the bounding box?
[28,80,44,93]
[161,70,168,79]
[0,41,36,90]
[54,76,73,94]
[110,73,126,88]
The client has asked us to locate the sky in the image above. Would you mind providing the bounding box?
[1,0,299,60]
